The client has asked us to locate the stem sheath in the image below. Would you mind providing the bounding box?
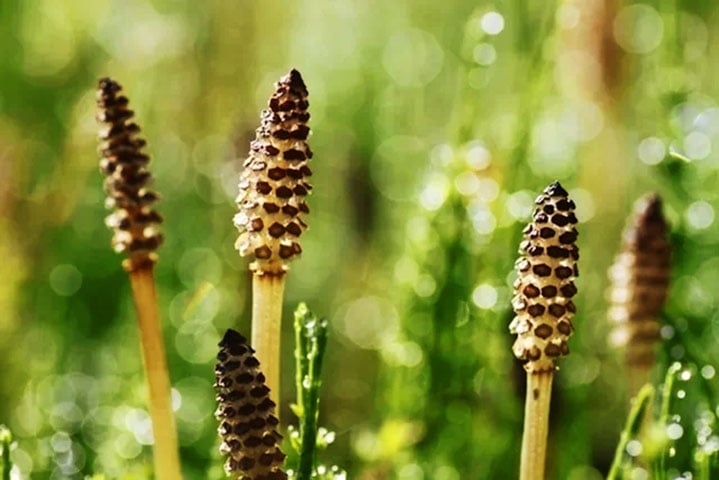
[252,273,286,403]
[129,268,182,480]
[520,371,553,480]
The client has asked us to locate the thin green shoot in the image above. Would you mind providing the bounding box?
[292,303,329,480]
[668,150,691,163]
[1,425,12,480]
[607,384,655,480]
[654,362,682,477]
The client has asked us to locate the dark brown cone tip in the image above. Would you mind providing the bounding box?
[96,77,163,272]
[609,193,671,366]
[234,69,312,275]
[221,328,248,347]
[285,68,307,93]
[544,180,569,197]
[215,331,287,479]
[510,182,579,373]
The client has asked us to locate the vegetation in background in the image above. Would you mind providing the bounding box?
[1,425,12,480]
[1,0,719,478]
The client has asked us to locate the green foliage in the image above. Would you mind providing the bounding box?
[607,385,655,480]
[608,363,719,480]
[1,425,12,480]
[289,304,345,480]
[1,0,719,478]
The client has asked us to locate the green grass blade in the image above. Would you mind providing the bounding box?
[607,384,655,480]
[1,425,12,480]
[293,303,330,480]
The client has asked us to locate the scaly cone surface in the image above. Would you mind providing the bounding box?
[215,329,287,480]
[234,69,312,276]
[510,181,579,373]
[608,194,671,367]
[96,78,163,272]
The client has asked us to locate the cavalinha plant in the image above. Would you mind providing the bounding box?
[96,78,182,479]
[510,181,579,480]
[215,329,287,479]
[608,194,671,396]
[233,69,313,401]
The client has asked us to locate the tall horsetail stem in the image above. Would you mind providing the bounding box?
[608,194,671,395]
[96,78,181,480]
[215,329,287,480]
[510,181,579,480]
[233,69,313,401]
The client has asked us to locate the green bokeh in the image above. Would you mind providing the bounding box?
[0,0,718,478]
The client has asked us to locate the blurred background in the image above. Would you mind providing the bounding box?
[1,0,719,478]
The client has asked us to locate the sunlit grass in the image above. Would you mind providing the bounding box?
[0,0,719,478]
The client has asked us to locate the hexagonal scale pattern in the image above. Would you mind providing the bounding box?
[234,69,312,275]
[215,329,287,480]
[510,181,579,373]
[608,194,670,367]
[96,77,163,272]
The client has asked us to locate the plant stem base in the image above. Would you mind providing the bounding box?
[520,370,553,480]
[129,268,182,480]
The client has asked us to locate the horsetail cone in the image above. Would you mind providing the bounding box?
[234,69,312,275]
[608,194,670,367]
[215,329,287,480]
[510,181,579,373]
[96,78,163,272]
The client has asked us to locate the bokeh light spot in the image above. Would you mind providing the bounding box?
[472,284,498,309]
[49,264,82,296]
[480,12,505,35]
[473,43,497,66]
[686,201,714,230]
[638,137,666,165]
[613,4,664,54]
[465,141,492,170]
[507,191,534,220]
[383,29,444,87]
[684,131,711,160]
[626,439,643,457]
[701,365,716,380]
[419,175,450,211]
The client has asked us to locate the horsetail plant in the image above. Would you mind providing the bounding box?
[215,329,287,480]
[96,78,182,480]
[608,194,671,396]
[234,69,313,401]
[510,181,579,480]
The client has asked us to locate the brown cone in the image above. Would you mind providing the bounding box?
[510,181,579,373]
[215,329,287,480]
[608,194,671,367]
[96,77,163,272]
[234,69,312,276]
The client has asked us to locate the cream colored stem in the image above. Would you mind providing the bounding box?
[129,268,182,480]
[251,273,286,405]
[520,371,554,480]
